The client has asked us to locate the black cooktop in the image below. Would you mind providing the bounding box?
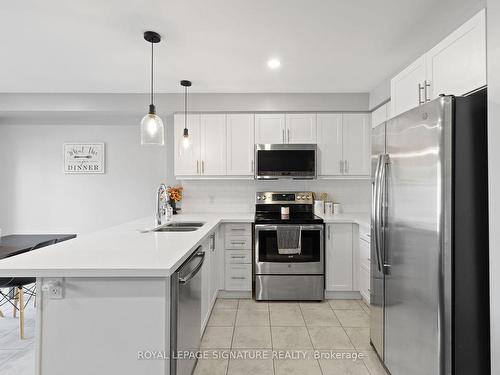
[254,212,324,224]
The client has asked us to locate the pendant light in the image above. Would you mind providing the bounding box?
[140,31,164,146]
[180,80,192,149]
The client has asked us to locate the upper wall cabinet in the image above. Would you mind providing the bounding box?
[390,10,486,118]
[175,112,369,179]
[255,114,285,144]
[226,114,255,176]
[371,102,391,128]
[285,114,317,143]
[391,56,427,117]
[317,113,370,177]
[255,113,317,144]
[174,113,226,177]
[174,113,201,176]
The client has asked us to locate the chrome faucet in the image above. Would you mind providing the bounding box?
[156,183,168,225]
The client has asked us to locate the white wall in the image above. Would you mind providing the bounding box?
[181,179,370,214]
[0,124,167,235]
[487,1,500,371]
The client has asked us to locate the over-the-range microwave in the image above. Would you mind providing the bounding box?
[254,144,317,180]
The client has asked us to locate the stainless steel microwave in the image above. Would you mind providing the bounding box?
[254,144,317,180]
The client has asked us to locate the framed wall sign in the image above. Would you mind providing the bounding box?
[63,143,105,174]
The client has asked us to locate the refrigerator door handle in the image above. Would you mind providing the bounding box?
[372,154,383,273]
[378,154,389,274]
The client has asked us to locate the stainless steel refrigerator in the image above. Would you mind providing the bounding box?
[370,89,490,375]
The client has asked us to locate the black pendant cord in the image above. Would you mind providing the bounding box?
[184,86,188,131]
[150,41,154,106]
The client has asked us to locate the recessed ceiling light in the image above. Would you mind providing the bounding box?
[267,58,281,70]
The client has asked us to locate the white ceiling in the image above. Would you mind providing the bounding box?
[0,0,485,93]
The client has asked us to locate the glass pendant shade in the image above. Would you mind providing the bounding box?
[182,127,191,149]
[141,112,164,145]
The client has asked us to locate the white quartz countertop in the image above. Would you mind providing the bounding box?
[0,212,368,278]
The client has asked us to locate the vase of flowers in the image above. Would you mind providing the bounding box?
[167,185,183,215]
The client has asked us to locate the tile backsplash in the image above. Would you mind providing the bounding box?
[179,179,371,213]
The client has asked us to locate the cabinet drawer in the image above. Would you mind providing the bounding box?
[225,263,252,291]
[359,264,370,304]
[225,250,252,264]
[225,235,252,250]
[225,223,252,237]
[359,238,371,269]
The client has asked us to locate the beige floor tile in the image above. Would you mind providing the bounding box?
[299,301,332,310]
[319,358,370,375]
[232,326,272,349]
[235,309,270,326]
[269,301,299,310]
[360,349,389,375]
[214,299,239,310]
[208,308,237,327]
[271,326,313,349]
[302,307,340,327]
[328,299,363,310]
[201,326,233,349]
[335,310,370,328]
[194,358,228,375]
[360,300,371,314]
[238,299,269,311]
[227,358,274,375]
[308,327,354,349]
[345,327,371,349]
[274,359,322,375]
[270,306,305,326]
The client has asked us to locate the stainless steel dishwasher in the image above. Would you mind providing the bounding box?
[170,246,205,375]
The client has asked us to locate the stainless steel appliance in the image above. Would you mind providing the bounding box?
[253,192,324,300]
[255,144,317,180]
[371,89,490,375]
[170,247,205,375]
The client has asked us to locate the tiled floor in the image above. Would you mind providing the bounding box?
[196,298,388,375]
[0,297,35,375]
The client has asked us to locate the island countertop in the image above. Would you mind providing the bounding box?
[0,212,369,278]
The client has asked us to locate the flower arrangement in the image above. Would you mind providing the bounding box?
[167,185,183,202]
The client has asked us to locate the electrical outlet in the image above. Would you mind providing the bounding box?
[41,278,64,299]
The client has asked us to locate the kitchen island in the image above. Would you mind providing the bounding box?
[0,212,368,375]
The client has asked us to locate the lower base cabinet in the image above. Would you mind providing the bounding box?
[325,223,354,291]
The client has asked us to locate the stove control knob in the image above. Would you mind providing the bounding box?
[257,196,261,200]
[301,195,306,199]
[306,195,311,200]
[262,196,266,200]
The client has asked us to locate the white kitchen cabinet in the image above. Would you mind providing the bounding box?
[317,114,343,176]
[285,113,317,143]
[174,113,201,176]
[390,55,427,117]
[342,114,371,176]
[358,224,371,304]
[255,113,285,144]
[390,10,486,118]
[371,102,391,128]
[223,223,252,292]
[317,113,370,177]
[201,237,212,331]
[226,114,255,176]
[200,114,227,175]
[426,9,486,100]
[325,223,354,291]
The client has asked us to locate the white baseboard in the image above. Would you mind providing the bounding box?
[325,291,362,300]
[218,290,252,299]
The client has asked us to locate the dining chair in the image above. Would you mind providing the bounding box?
[0,238,57,338]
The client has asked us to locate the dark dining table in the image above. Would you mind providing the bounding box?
[0,234,77,260]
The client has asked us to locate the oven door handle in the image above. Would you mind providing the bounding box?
[254,224,324,231]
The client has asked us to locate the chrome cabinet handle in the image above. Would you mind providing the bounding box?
[210,234,216,252]
[231,276,246,280]
[340,160,344,174]
[344,160,348,174]
[230,228,247,231]
[231,256,246,259]
[196,160,199,174]
[327,225,331,240]
[230,241,247,245]
[287,129,290,143]
[424,80,431,102]
[282,129,285,143]
[418,83,425,105]
[201,160,205,174]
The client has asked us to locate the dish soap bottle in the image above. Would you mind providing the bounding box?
[166,203,174,222]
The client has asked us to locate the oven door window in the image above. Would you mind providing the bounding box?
[257,228,321,262]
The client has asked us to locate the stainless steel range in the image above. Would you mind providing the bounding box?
[253,191,324,301]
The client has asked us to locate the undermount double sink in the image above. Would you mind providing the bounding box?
[146,222,205,233]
